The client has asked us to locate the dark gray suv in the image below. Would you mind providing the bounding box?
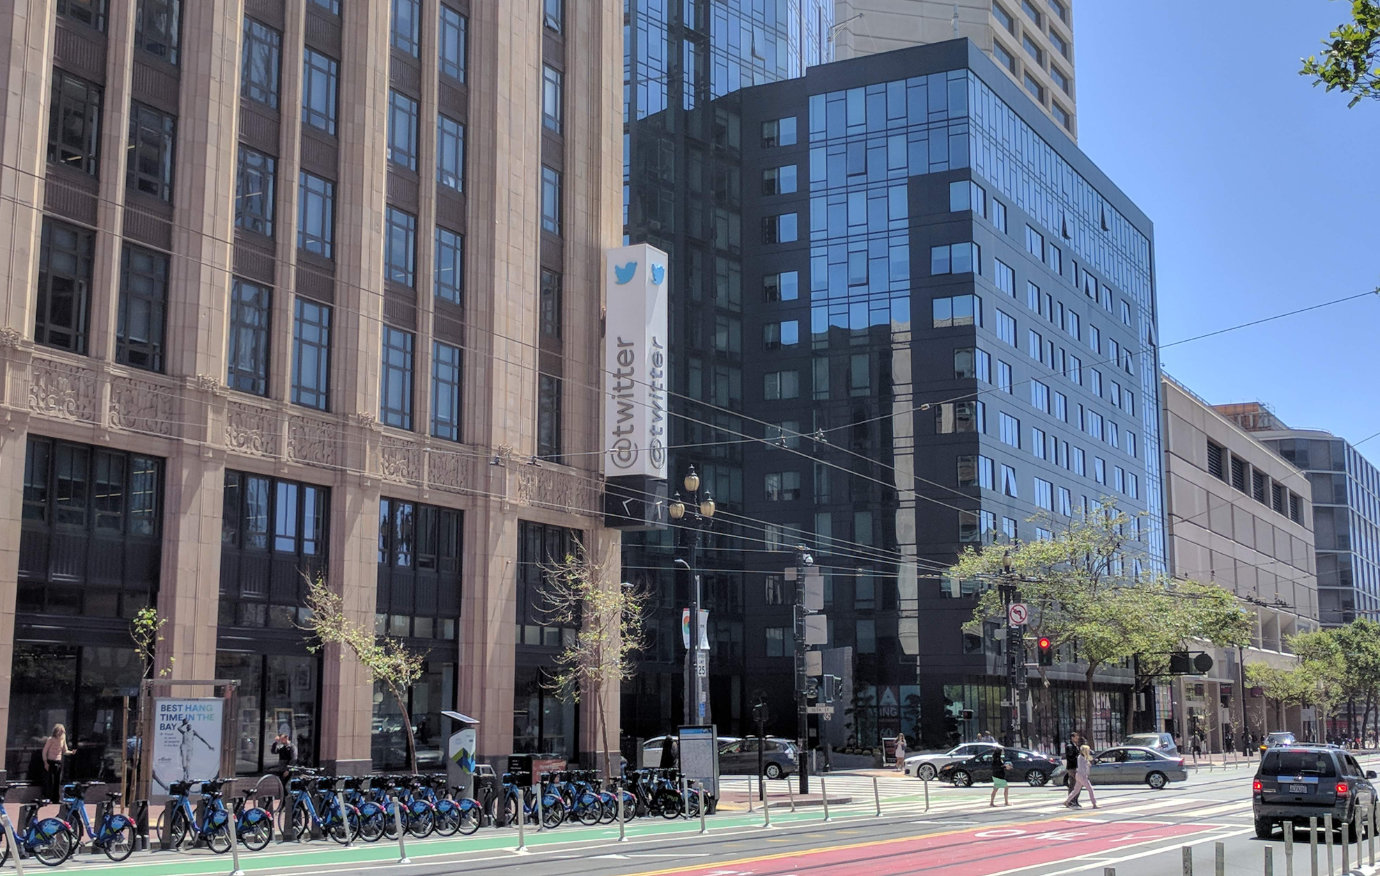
[1253,746,1378,838]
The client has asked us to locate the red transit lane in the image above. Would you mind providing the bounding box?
[636,818,1222,876]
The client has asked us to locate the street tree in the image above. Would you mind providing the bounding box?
[537,539,647,778]
[1301,0,1380,106]
[949,501,1253,742]
[131,605,173,680]
[1290,619,1380,740]
[301,574,427,772]
[1246,662,1332,736]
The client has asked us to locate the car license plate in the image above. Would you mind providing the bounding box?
[1289,784,1308,794]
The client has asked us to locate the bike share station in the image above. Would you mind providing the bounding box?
[676,726,720,814]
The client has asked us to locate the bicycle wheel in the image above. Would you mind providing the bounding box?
[168,808,190,849]
[207,820,233,855]
[238,808,273,852]
[325,805,358,844]
[0,819,9,866]
[541,795,565,829]
[290,801,312,842]
[101,816,137,862]
[357,803,386,843]
[382,801,402,839]
[685,791,701,818]
[405,803,434,838]
[656,789,683,819]
[31,818,76,867]
[456,802,481,836]
[432,800,461,837]
[576,793,602,826]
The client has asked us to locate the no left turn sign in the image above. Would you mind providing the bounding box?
[1008,602,1028,626]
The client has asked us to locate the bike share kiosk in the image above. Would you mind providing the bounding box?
[677,725,719,814]
[442,711,479,799]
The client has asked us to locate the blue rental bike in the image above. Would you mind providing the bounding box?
[161,779,233,854]
[283,768,359,843]
[58,782,135,861]
[0,782,75,866]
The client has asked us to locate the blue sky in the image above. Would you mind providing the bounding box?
[1073,1,1380,464]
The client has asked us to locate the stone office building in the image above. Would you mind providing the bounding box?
[0,0,623,779]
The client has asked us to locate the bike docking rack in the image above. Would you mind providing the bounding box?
[0,804,25,876]
[131,798,150,851]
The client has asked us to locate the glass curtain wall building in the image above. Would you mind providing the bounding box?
[621,0,832,742]
[733,40,1162,748]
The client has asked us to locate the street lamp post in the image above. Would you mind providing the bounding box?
[795,545,814,795]
[999,552,1022,748]
[670,466,715,727]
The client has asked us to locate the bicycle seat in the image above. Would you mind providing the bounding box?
[105,791,122,802]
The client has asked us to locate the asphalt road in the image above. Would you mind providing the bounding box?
[43,756,1380,876]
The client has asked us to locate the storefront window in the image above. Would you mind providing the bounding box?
[215,652,318,774]
[371,662,454,771]
[512,666,574,757]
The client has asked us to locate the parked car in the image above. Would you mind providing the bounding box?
[1253,745,1378,838]
[1121,732,1179,757]
[1260,731,1297,753]
[718,737,798,779]
[1089,746,1188,788]
[904,742,1000,781]
[640,734,740,768]
[937,748,1060,787]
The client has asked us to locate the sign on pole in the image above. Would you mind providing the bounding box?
[1007,602,1028,626]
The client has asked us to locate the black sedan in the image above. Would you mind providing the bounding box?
[938,748,1060,787]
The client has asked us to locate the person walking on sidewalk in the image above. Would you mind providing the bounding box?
[1064,744,1097,809]
[989,746,1011,806]
[1062,731,1081,795]
[894,733,907,770]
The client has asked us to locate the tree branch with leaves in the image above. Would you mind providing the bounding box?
[300,574,427,772]
[537,539,647,777]
[1301,0,1380,106]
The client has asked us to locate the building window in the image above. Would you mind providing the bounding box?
[539,269,561,339]
[1230,456,1247,492]
[1057,486,1072,516]
[432,341,462,441]
[1050,65,1070,95]
[764,471,801,502]
[765,627,786,657]
[992,199,1007,233]
[1026,329,1042,360]
[388,90,419,171]
[384,206,416,287]
[380,326,414,430]
[932,294,981,328]
[310,0,340,12]
[936,401,984,434]
[1031,380,1050,412]
[435,226,464,305]
[236,146,276,236]
[1052,102,1072,131]
[1206,441,1225,480]
[227,279,270,395]
[392,0,420,57]
[1046,243,1062,274]
[764,271,798,302]
[439,5,467,82]
[996,309,1016,345]
[1053,390,1067,421]
[931,242,980,275]
[241,17,281,109]
[301,47,339,135]
[996,360,1012,393]
[48,69,102,176]
[134,0,180,65]
[1034,477,1053,510]
[761,117,796,147]
[542,65,563,133]
[993,2,1016,33]
[1000,464,1019,497]
[436,114,465,191]
[126,101,175,202]
[763,321,799,350]
[993,40,1017,74]
[1094,457,1106,485]
[116,244,168,372]
[1021,0,1043,25]
[1049,27,1069,57]
[1289,492,1302,523]
[291,298,331,410]
[999,412,1020,448]
[1022,33,1043,65]
[298,171,334,259]
[56,0,107,31]
[1072,446,1085,476]
[1023,72,1045,102]
[543,0,562,32]
[1032,427,1048,459]
[763,370,800,400]
[1252,470,1268,504]
[541,166,562,234]
[537,373,562,459]
[762,165,798,195]
[993,259,1015,296]
[35,218,93,354]
[762,213,798,243]
[949,180,987,217]
[1048,0,1068,23]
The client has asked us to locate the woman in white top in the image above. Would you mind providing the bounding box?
[1063,743,1098,809]
[894,733,907,770]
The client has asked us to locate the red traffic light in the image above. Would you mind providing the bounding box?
[1037,637,1051,650]
[1037,636,1053,666]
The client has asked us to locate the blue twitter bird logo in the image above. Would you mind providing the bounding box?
[613,262,637,284]
[650,263,665,285]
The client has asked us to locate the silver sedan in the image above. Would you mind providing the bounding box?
[1090,746,1189,789]
[904,742,1000,780]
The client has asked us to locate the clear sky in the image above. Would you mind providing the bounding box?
[1072,0,1380,465]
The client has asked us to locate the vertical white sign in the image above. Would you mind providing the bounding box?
[152,698,223,792]
[603,244,669,480]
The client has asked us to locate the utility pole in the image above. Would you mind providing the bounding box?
[999,552,1023,748]
[794,545,819,795]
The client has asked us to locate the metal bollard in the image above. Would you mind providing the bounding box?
[1181,845,1192,875]
[534,785,544,831]
[873,777,881,817]
[1342,821,1350,872]
[680,778,688,820]
[1309,817,1318,876]
[820,776,830,822]
[786,778,795,812]
[1104,869,1115,876]
[335,788,353,848]
[924,775,930,812]
[762,787,771,828]
[746,774,753,812]
[617,784,626,843]
[1371,800,1376,866]
[393,798,411,863]
[1283,821,1294,876]
[1214,840,1224,876]
[1324,814,1334,876]
[1264,845,1273,876]
[228,811,246,876]
[697,785,706,835]
[0,809,26,876]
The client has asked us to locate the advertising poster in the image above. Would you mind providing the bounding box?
[152,698,223,792]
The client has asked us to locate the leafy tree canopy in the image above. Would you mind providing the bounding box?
[1301,0,1380,106]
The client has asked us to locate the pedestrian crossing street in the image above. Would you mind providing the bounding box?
[730,774,1255,824]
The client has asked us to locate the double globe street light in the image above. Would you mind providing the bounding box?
[670,465,714,726]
